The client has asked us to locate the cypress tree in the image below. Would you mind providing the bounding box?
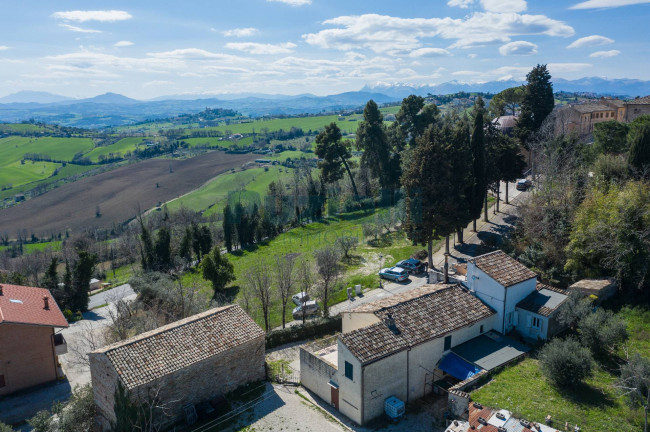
[628,124,650,173]
[469,98,487,231]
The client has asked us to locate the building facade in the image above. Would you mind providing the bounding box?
[0,284,68,397]
[89,304,265,431]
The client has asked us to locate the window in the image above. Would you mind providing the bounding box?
[480,325,484,334]
[344,361,353,380]
[532,317,541,329]
[444,335,452,351]
[0,374,5,388]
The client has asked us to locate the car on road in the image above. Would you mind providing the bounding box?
[292,300,320,319]
[292,291,310,305]
[516,178,532,191]
[396,258,426,274]
[379,267,409,282]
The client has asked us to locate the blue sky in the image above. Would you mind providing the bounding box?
[0,0,648,99]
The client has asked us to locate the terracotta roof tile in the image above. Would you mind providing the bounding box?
[340,285,495,365]
[348,284,446,313]
[0,284,68,328]
[94,304,264,389]
[626,95,650,105]
[469,251,537,288]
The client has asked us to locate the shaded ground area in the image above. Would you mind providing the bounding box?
[0,151,255,236]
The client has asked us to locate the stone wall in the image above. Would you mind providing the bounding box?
[0,324,57,397]
[626,102,650,122]
[90,334,265,431]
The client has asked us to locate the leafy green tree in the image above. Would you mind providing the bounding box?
[223,204,235,252]
[179,227,193,262]
[57,384,95,432]
[191,223,212,261]
[0,422,15,432]
[539,337,593,388]
[488,86,525,118]
[153,226,172,272]
[112,381,139,432]
[138,219,155,271]
[28,410,53,432]
[202,246,235,293]
[315,123,360,201]
[628,124,650,174]
[578,308,628,356]
[69,251,97,312]
[592,153,630,187]
[396,95,439,147]
[593,120,629,155]
[356,100,392,189]
[556,291,592,330]
[565,181,650,290]
[469,98,487,230]
[515,64,555,146]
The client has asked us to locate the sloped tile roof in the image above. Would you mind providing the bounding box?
[348,284,446,313]
[570,103,612,114]
[0,284,68,328]
[94,304,264,389]
[339,285,495,365]
[469,251,537,288]
[516,283,568,317]
[626,95,650,105]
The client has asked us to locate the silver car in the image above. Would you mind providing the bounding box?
[379,267,409,282]
[292,300,320,319]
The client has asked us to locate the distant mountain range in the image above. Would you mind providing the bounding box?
[1,77,649,128]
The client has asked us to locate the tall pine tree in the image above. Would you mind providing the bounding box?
[469,98,487,231]
[515,64,555,146]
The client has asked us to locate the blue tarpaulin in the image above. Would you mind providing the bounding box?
[438,353,482,380]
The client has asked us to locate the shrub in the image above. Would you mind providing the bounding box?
[0,422,15,432]
[266,316,341,349]
[578,308,628,355]
[539,337,593,387]
[63,309,74,321]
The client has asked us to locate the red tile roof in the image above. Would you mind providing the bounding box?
[0,284,68,328]
[469,251,537,288]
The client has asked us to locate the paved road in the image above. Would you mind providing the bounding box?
[88,283,134,309]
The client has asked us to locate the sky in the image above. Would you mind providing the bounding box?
[0,0,649,99]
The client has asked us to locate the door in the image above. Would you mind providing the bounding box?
[330,385,339,410]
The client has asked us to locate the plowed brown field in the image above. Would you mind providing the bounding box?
[0,151,255,236]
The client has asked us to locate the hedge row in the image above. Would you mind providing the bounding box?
[266,316,342,349]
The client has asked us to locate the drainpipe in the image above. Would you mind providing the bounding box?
[502,287,508,334]
[50,328,58,380]
[360,366,365,425]
[406,349,410,403]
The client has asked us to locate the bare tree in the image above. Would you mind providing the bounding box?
[245,260,273,332]
[314,246,342,318]
[274,253,296,328]
[616,351,650,432]
[66,321,106,368]
[335,236,359,261]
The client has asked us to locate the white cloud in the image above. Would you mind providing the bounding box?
[499,40,537,56]
[52,10,132,23]
[452,70,482,76]
[114,41,134,47]
[547,62,592,73]
[567,35,614,48]
[222,27,259,37]
[224,42,297,55]
[468,53,478,58]
[448,0,474,7]
[570,0,649,9]
[408,48,451,57]
[0,46,9,51]
[303,13,574,53]
[267,0,311,5]
[480,0,527,13]
[590,49,621,58]
[59,24,102,34]
[144,80,173,87]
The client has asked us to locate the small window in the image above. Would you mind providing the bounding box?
[532,317,541,329]
[444,335,452,351]
[0,374,5,388]
[344,361,353,380]
[480,325,484,334]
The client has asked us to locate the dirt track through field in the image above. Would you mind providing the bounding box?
[0,151,255,236]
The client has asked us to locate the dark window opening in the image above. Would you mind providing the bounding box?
[0,375,5,388]
[344,361,353,380]
[480,325,484,334]
[444,335,452,351]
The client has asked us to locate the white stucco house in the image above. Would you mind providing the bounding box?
[465,250,568,341]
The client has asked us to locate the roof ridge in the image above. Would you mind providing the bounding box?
[96,304,236,354]
[373,284,459,316]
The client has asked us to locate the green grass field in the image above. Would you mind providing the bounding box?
[84,137,147,162]
[0,160,60,188]
[0,163,97,201]
[0,136,94,165]
[472,306,649,431]
[0,240,62,253]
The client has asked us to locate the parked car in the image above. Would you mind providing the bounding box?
[292,300,320,319]
[396,258,426,274]
[292,291,310,305]
[516,178,532,191]
[379,267,409,282]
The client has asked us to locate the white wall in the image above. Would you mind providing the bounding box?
[337,341,364,425]
[299,348,338,406]
[466,263,536,334]
[361,350,408,425]
[341,312,380,334]
[514,309,549,340]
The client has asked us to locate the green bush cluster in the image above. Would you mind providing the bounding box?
[265,316,341,349]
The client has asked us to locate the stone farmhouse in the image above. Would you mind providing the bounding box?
[0,284,68,397]
[555,95,650,136]
[300,251,569,426]
[89,304,265,431]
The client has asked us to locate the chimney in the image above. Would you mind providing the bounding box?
[384,313,400,335]
[43,296,49,310]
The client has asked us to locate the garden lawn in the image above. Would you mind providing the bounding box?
[471,306,650,431]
